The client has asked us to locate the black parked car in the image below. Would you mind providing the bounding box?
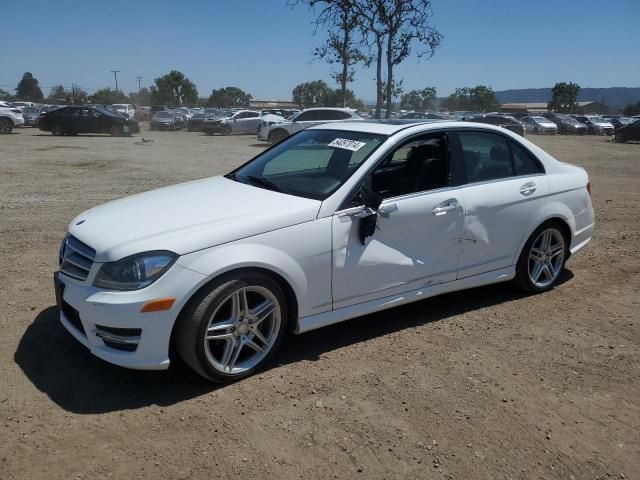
[463,114,525,136]
[614,119,640,143]
[187,108,224,131]
[541,113,587,135]
[38,105,138,136]
[149,111,185,131]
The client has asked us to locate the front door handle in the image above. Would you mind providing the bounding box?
[520,182,537,196]
[432,199,459,216]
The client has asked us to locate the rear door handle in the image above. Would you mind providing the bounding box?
[520,182,537,196]
[432,199,459,216]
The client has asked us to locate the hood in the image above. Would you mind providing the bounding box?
[68,176,321,262]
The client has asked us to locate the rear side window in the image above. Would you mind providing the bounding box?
[458,132,513,182]
[457,131,544,183]
[510,141,544,176]
[316,110,351,120]
[295,111,317,121]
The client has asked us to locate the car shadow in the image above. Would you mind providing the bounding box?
[14,270,573,414]
[249,143,269,148]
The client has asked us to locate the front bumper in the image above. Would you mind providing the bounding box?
[55,263,208,370]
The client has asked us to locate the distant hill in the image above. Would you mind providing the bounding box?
[494,87,640,107]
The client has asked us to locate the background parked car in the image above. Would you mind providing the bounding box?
[605,116,635,130]
[150,111,185,131]
[573,115,614,135]
[202,109,262,135]
[260,107,363,143]
[542,113,588,134]
[0,101,25,133]
[187,108,226,131]
[614,119,640,143]
[21,106,42,126]
[399,111,455,120]
[520,115,558,134]
[463,114,525,136]
[110,103,136,119]
[38,105,137,136]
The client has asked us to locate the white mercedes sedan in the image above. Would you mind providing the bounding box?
[55,121,594,382]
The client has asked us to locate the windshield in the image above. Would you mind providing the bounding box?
[532,116,548,122]
[556,115,578,124]
[155,112,173,118]
[589,116,607,123]
[228,129,387,200]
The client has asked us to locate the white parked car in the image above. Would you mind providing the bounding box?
[521,116,558,134]
[259,107,362,143]
[55,121,594,382]
[110,103,136,119]
[0,101,25,133]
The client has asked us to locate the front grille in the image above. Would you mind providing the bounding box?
[60,235,96,281]
[61,300,86,336]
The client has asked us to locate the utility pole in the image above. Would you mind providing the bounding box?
[110,70,120,92]
[136,76,143,91]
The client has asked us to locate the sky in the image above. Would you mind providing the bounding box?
[2,0,639,101]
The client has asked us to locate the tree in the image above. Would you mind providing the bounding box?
[292,80,331,107]
[15,72,44,102]
[623,101,640,116]
[325,88,365,110]
[400,87,436,110]
[206,87,252,108]
[129,87,151,106]
[47,85,69,104]
[150,70,198,106]
[441,85,499,112]
[292,0,368,108]
[70,84,88,104]
[353,0,441,118]
[0,89,12,101]
[88,87,128,106]
[548,82,580,113]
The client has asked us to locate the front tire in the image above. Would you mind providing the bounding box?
[269,129,288,144]
[515,222,568,293]
[615,133,625,143]
[175,271,288,383]
[110,125,125,136]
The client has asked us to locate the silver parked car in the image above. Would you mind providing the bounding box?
[202,110,262,135]
[259,107,363,143]
[521,116,558,134]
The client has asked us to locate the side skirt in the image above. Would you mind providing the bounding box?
[295,266,515,334]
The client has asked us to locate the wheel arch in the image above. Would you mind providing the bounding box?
[169,265,300,361]
[513,213,574,266]
[268,128,289,142]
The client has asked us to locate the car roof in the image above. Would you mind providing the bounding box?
[308,119,525,136]
[301,107,357,112]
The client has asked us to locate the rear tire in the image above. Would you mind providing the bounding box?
[514,221,568,293]
[269,129,288,144]
[222,124,232,135]
[615,133,625,143]
[110,125,125,137]
[175,271,288,383]
[51,124,65,136]
[0,118,12,134]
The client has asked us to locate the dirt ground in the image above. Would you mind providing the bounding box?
[1,126,638,480]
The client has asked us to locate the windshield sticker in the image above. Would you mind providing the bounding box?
[328,138,367,151]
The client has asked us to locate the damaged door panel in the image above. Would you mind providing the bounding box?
[331,190,465,310]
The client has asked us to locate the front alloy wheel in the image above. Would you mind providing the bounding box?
[176,272,287,382]
[515,223,567,293]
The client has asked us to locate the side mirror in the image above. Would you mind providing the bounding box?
[356,185,383,245]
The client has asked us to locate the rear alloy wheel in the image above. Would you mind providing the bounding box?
[51,124,65,136]
[515,223,567,293]
[110,125,125,137]
[0,118,12,134]
[176,272,288,382]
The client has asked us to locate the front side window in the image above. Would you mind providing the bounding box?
[366,133,450,199]
[294,111,316,122]
[229,129,386,200]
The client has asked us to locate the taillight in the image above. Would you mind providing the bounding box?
[10,108,22,113]
[586,181,591,197]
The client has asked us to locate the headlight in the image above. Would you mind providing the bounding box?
[93,251,177,291]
